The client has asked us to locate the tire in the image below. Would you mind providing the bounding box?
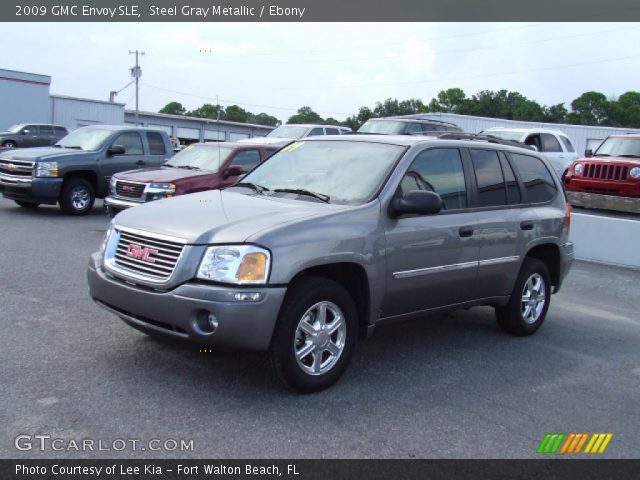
[15,200,40,208]
[2,140,17,148]
[268,276,358,393]
[59,177,95,215]
[495,258,551,336]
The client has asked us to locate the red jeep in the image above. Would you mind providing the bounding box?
[564,134,640,198]
[104,142,280,217]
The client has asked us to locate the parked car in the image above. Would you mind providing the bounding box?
[564,134,640,198]
[105,142,281,217]
[479,128,579,179]
[358,118,463,135]
[88,134,573,392]
[239,124,352,145]
[0,124,68,148]
[0,125,172,215]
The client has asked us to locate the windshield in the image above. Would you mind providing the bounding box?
[236,140,404,205]
[266,125,308,139]
[358,120,405,134]
[165,145,234,171]
[7,124,24,133]
[594,137,640,157]
[481,130,524,141]
[56,128,113,151]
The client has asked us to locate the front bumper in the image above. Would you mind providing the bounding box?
[87,252,286,351]
[0,175,63,204]
[556,241,574,293]
[564,176,640,198]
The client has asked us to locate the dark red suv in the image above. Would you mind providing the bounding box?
[564,134,640,198]
[104,142,280,217]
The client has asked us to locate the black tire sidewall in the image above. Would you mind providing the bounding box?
[3,141,16,148]
[269,276,358,393]
[60,178,95,215]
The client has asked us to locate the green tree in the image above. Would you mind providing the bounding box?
[223,105,249,123]
[608,91,640,128]
[428,88,468,113]
[344,106,374,130]
[287,106,323,124]
[159,101,186,115]
[542,103,568,123]
[566,91,610,125]
[187,103,224,120]
[252,112,280,127]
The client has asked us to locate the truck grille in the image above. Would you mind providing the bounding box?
[115,181,145,199]
[0,158,34,177]
[583,163,628,181]
[114,230,184,281]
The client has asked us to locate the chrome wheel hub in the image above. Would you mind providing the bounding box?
[294,301,346,376]
[521,273,546,324]
[70,186,90,210]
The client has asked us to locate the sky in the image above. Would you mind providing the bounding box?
[2,22,640,122]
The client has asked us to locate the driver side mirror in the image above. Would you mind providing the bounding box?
[584,149,593,158]
[21,129,30,135]
[389,190,443,217]
[224,165,244,179]
[107,145,126,156]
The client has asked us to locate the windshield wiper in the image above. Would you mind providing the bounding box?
[57,145,83,150]
[233,182,270,194]
[593,153,610,157]
[273,188,330,203]
[171,165,201,170]
[616,154,640,158]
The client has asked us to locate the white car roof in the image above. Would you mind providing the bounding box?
[483,127,570,136]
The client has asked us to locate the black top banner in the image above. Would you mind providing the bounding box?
[3,0,640,22]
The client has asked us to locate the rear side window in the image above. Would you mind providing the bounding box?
[54,126,68,134]
[500,154,522,204]
[510,153,557,203]
[560,136,575,152]
[39,125,54,134]
[400,148,467,210]
[540,133,562,152]
[146,132,166,155]
[308,128,324,136]
[470,149,507,207]
[406,123,423,134]
[325,128,340,135]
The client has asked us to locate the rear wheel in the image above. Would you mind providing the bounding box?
[268,277,358,392]
[59,177,95,215]
[495,258,551,336]
[15,200,40,208]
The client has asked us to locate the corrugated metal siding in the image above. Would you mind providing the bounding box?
[50,96,125,130]
[420,113,640,156]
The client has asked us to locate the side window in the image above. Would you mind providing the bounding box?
[308,128,324,136]
[325,128,340,135]
[400,148,467,210]
[54,126,67,135]
[540,133,562,152]
[470,149,507,207]
[500,153,522,204]
[230,150,261,171]
[560,136,575,152]
[24,125,39,134]
[146,132,167,155]
[510,153,557,203]
[39,125,54,135]
[524,134,542,151]
[421,123,438,132]
[112,132,143,155]
[264,148,278,159]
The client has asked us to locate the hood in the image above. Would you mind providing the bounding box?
[114,189,346,245]
[578,155,640,166]
[114,166,215,183]
[0,146,89,161]
[0,131,16,136]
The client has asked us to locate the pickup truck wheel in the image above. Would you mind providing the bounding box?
[495,258,551,336]
[59,178,95,215]
[268,277,358,393]
[15,200,40,208]
[2,140,16,148]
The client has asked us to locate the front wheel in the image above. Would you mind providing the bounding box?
[2,140,17,148]
[495,258,551,336]
[59,177,95,215]
[268,277,358,392]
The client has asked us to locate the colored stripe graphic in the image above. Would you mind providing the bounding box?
[538,433,613,454]
[585,433,613,454]
[537,433,565,453]
[560,433,589,454]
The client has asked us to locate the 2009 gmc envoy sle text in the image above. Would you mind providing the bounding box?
[87,135,574,392]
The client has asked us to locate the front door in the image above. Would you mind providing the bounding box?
[100,131,148,186]
[382,147,479,318]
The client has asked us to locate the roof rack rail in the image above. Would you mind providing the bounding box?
[437,133,536,150]
[391,114,459,127]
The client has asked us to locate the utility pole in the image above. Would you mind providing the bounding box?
[129,50,145,125]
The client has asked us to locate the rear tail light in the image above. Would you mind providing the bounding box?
[565,203,571,235]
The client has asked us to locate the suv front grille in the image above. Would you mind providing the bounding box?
[0,158,34,177]
[583,163,628,181]
[113,230,184,281]
[115,181,145,199]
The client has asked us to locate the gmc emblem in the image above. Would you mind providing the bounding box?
[121,185,135,192]
[125,243,158,263]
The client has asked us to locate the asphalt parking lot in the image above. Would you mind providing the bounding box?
[1,197,639,459]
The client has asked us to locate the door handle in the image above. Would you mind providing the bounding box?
[458,226,474,238]
[520,221,535,231]
[135,160,145,165]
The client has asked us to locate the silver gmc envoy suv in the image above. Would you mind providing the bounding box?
[88,134,574,392]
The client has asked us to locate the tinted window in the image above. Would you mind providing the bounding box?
[325,128,340,135]
[25,125,39,134]
[510,153,557,203]
[230,150,261,171]
[540,133,562,152]
[470,149,507,207]
[560,136,575,152]
[406,123,423,134]
[400,148,467,210]
[39,125,54,135]
[265,148,279,158]
[146,131,166,155]
[54,126,67,134]
[308,128,324,136]
[113,132,143,155]
[500,154,522,204]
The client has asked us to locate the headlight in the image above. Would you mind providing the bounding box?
[573,163,583,174]
[109,176,118,194]
[146,183,176,201]
[100,222,114,254]
[197,245,270,284]
[35,162,58,177]
[630,167,640,179]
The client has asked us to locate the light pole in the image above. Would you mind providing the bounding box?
[129,50,145,125]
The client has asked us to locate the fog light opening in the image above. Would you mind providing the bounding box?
[194,310,218,335]
[234,292,263,302]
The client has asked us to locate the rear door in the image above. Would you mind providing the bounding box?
[145,131,171,166]
[37,125,55,146]
[382,147,480,317]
